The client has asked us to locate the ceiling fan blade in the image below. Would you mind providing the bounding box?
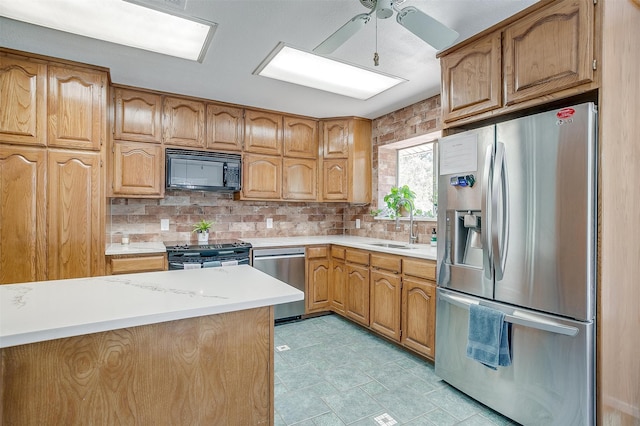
[396,6,459,50]
[313,13,371,54]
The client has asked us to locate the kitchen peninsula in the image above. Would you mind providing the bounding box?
[0,266,303,425]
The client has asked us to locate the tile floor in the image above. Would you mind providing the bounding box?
[274,314,518,426]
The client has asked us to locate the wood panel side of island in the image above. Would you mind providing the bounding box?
[1,306,274,425]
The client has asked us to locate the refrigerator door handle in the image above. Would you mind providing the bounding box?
[438,291,579,337]
[481,144,493,279]
[491,142,509,280]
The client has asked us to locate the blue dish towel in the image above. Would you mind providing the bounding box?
[466,304,512,370]
[202,261,221,268]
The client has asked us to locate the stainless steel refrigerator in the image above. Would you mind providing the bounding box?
[435,103,597,425]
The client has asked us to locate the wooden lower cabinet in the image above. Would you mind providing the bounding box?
[0,145,47,284]
[107,254,167,275]
[305,246,330,313]
[345,262,370,327]
[401,276,436,359]
[1,307,274,425]
[370,269,401,341]
[48,149,103,280]
[330,246,347,314]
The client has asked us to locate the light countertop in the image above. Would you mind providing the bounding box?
[104,236,437,260]
[0,265,303,349]
[105,242,167,256]
[243,236,438,260]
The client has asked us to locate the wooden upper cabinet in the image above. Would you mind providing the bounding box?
[441,31,502,122]
[112,141,163,198]
[503,0,594,105]
[322,119,350,158]
[0,146,47,284]
[48,65,107,151]
[162,96,205,148]
[284,116,318,158]
[242,153,281,199]
[206,103,243,152]
[322,159,348,201]
[283,158,317,200]
[244,110,282,155]
[48,149,102,280]
[0,55,47,146]
[114,88,162,143]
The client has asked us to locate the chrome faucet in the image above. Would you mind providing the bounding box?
[395,197,418,245]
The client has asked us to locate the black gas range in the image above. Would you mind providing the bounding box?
[164,240,252,270]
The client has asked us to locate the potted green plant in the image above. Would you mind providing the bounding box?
[193,219,214,244]
[383,185,416,218]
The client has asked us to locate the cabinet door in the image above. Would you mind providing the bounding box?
[330,257,346,315]
[441,31,502,123]
[206,103,243,151]
[322,119,349,158]
[162,96,205,148]
[112,141,163,197]
[346,263,370,326]
[0,55,47,146]
[401,276,436,359]
[322,158,348,201]
[306,258,330,313]
[244,110,282,155]
[48,65,107,151]
[48,149,103,280]
[114,88,162,143]
[503,0,594,105]
[283,157,317,200]
[242,153,281,199]
[284,116,318,158]
[0,146,47,284]
[370,269,402,341]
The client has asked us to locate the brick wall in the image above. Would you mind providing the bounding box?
[108,192,347,244]
[345,94,441,244]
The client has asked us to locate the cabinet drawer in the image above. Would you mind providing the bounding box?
[307,246,328,259]
[109,254,166,274]
[370,253,401,273]
[331,246,345,260]
[345,249,369,266]
[402,258,436,281]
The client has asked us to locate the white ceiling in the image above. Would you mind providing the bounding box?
[0,0,538,119]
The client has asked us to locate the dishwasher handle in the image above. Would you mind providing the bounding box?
[253,254,306,261]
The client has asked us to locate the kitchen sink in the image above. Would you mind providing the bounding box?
[369,243,419,249]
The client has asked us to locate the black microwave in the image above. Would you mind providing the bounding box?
[166,148,241,192]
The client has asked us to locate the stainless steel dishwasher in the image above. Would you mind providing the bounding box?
[252,247,306,322]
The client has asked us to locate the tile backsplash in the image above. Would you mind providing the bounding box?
[108,191,348,244]
[108,191,435,245]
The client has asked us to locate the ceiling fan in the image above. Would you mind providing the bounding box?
[313,0,459,55]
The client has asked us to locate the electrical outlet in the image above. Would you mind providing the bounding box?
[160,219,169,231]
[355,218,361,229]
[266,218,273,229]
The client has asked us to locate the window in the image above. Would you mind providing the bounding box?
[397,142,437,218]
[376,131,439,220]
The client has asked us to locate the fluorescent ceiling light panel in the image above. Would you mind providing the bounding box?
[255,44,405,100]
[0,0,216,62]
